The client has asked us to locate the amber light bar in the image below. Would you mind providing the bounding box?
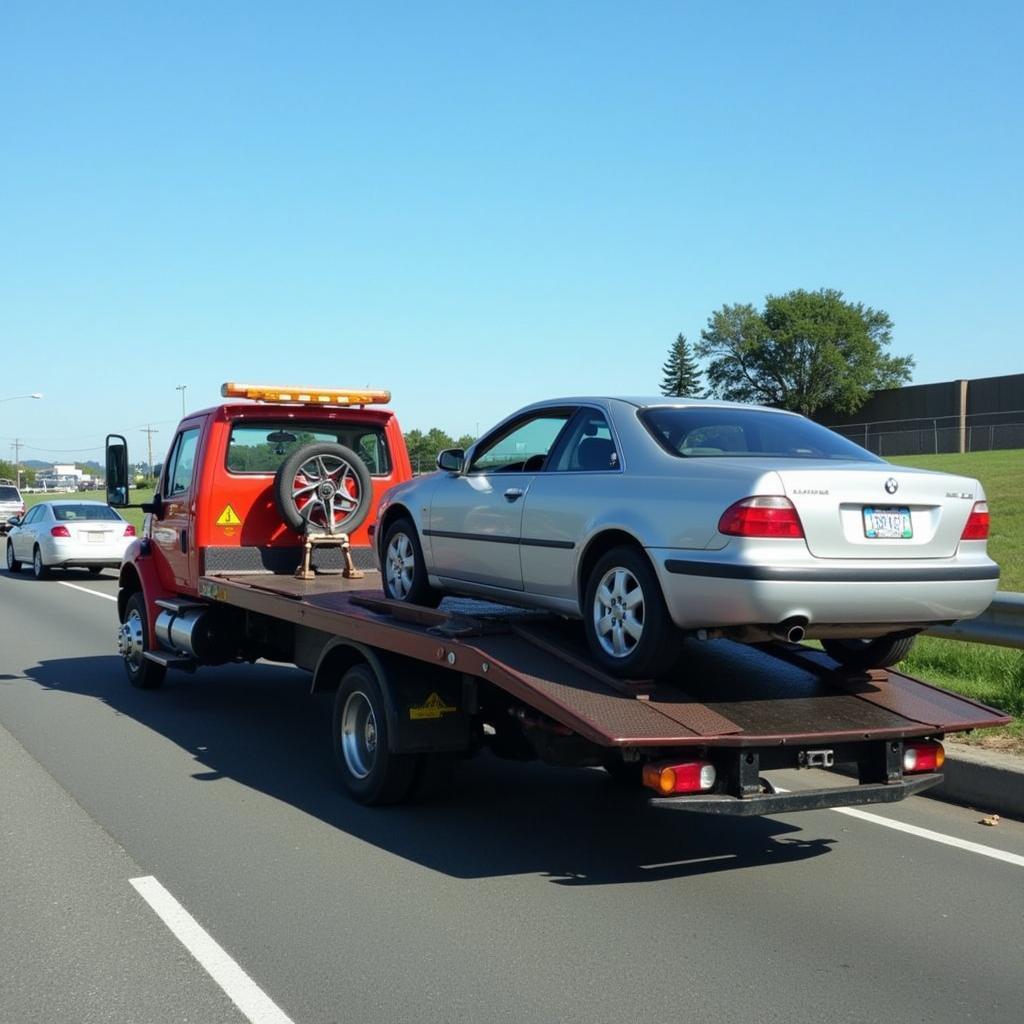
[221,382,391,406]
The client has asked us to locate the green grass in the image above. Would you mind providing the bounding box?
[22,488,154,534]
[889,448,1024,592]
[901,635,1024,752]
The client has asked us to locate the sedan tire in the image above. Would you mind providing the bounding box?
[822,635,917,671]
[381,517,442,608]
[32,547,50,580]
[583,545,679,679]
[5,540,21,574]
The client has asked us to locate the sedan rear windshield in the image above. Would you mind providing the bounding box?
[53,504,122,521]
[227,422,392,475]
[0,486,20,501]
[639,407,881,462]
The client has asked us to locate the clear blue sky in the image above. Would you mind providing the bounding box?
[2,1,1021,465]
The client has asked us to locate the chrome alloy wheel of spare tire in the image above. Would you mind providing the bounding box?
[290,453,362,533]
[592,566,646,658]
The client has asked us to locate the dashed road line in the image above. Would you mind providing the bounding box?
[130,876,295,1024]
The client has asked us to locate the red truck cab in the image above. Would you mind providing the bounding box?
[108,382,411,628]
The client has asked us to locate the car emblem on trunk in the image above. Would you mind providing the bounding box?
[885,478,898,494]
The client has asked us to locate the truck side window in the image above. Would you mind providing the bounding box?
[165,428,201,497]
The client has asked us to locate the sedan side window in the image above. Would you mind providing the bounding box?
[550,410,619,472]
[469,413,573,474]
[22,506,43,525]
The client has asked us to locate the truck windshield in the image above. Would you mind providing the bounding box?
[639,406,881,462]
[0,486,20,501]
[226,422,392,475]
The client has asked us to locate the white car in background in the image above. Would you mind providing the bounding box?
[4,500,136,579]
[0,481,24,535]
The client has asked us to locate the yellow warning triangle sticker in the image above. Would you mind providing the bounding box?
[216,504,242,526]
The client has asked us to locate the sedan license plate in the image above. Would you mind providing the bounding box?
[863,506,912,539]
[86,531,106,544]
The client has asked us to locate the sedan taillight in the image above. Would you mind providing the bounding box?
[960,501,989,541]
[124,524,137,537]
[51,525,71,537]
[718,496,805,539]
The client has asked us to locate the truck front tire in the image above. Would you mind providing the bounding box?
[120,592,166,690]
[332,664,418,805]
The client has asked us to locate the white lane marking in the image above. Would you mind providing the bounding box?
[775,788,1024,868]
[58,581,117,602]
[130,876,294,1024]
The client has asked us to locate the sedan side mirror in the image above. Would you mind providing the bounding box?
[436,448,465,473]
[6,516,20,527]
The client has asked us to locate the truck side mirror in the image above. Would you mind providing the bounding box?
[105,434,130,507]
[436,448,465,473]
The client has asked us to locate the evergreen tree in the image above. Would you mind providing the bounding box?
[660,333,702,397]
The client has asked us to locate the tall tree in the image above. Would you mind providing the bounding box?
[660,333,702,397]
[696,288,913,416]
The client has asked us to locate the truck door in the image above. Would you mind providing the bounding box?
[153,423,203,590]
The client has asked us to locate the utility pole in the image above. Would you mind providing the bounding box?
[175,385,187,416]
[11,438,23,488]
[140,426,158,484]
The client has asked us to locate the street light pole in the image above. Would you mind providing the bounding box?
[0,394,42,488]
[175,385,187,416]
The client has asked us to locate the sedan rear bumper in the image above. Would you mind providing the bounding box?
[651,549,1000,631]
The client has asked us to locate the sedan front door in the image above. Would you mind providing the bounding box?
[428,410,574,591]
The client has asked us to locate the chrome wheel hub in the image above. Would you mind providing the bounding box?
[593,567,645,658]
[384,533,415,600]
[341,690,378,780]
[118,610,145,671]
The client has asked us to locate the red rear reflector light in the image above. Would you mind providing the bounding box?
[903,741,945,774]
[124,524,137,537]
[50,525,71,537]
[960,501,989,540]
[718,496,805,539]
[642,760,717,795]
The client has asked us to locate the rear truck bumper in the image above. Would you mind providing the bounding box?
[652,774,943,815]
[649,548,1000,632]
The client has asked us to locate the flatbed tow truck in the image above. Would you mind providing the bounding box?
[104,383,1010,811]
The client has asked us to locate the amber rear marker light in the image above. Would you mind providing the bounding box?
[221,382,391,406]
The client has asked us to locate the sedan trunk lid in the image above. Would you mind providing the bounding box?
[773,462,978,559]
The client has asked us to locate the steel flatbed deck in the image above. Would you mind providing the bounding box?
[199,571,1010,750]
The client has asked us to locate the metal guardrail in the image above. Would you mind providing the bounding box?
[926,593,1024,649]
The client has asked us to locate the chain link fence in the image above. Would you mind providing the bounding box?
[826,411,1024,458]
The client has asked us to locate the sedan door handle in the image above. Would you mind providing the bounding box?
[503,488,524,502]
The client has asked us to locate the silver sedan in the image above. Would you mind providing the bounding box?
[375,398,999,677]
[5,500,136,579]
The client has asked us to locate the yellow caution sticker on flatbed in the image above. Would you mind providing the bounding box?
[409,692,457,720]
[216,505,243,527]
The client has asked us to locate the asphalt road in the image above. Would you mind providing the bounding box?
[1,547,1023,1024]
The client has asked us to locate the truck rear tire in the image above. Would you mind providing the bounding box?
[120,592,166,689]
[822,635,917,671]
[332,664,418,805]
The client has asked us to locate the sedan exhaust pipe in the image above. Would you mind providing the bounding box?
[772,617,808,644]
